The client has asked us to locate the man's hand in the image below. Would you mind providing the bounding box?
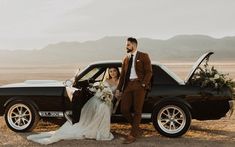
[141,83,146,88]
[115,90,122,100]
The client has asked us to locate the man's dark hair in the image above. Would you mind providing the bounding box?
[127,37,138,46]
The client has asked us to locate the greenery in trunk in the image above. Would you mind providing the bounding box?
[190,59,235,93]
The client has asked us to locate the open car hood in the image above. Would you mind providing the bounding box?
[0,80,65,88]
[185,52,214,84]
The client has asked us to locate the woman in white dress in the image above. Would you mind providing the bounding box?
[27,67,120,145]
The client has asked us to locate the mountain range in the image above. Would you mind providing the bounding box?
[0,35,235,65]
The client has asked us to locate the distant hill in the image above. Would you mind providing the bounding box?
[0,35,235,65]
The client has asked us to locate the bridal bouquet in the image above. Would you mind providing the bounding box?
[190,61,235,92]
[89,82,113,105]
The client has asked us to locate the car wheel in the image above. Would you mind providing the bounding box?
[4,101,40,132]
[151,101,191,137]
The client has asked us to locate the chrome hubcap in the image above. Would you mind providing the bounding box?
[157,105,186,134]
[7,104,32,130]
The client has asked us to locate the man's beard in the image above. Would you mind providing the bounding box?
[126,48,133,53]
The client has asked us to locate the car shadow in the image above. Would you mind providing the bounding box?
[10,126,235,147]
[190,125,235,139]
[2,118,235,146]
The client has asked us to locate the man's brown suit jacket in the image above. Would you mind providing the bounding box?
[117,51,152,91]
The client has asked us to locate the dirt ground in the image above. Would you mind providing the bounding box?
[0,63,235,146]
[0,112,235,147]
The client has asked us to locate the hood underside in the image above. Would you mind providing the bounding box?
[0,80,65,88]
[185,52,214,83]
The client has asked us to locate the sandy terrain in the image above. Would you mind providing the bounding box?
[0,114,235,147]
[0,63,235,146]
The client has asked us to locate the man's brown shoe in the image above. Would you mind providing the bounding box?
[135,130,144,138]
[122,135,136,144]
[131,129,144,138]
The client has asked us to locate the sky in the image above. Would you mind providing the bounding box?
[0,0,234,50]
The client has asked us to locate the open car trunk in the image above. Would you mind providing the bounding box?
[184,52,234,119]
[185,52,233,99]
[185,52,214,84]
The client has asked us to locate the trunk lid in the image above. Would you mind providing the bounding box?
[185,52,214,84]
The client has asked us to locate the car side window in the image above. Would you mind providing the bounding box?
[152,65,178,85]
[95,70,106,81]
[79,67,103,81]
[102,68,109,82]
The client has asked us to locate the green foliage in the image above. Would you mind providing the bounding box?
[190,61,235,92]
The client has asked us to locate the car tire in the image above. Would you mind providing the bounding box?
[151,101,191,137]
[4,100,40,132]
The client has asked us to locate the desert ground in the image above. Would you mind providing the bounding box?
[0,62,235,147]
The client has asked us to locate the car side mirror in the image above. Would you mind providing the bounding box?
[64,80,73,87]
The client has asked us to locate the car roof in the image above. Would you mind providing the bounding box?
[87,60,184,85]
[88,60,163,66]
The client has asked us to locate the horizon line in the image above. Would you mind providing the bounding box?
[0,34,235,51]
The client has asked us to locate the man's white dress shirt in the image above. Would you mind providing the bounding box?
[128,50,138,79]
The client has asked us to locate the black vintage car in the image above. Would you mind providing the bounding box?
[0,52,234,137]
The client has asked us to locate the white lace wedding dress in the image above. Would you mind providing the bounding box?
[27,81,116,145]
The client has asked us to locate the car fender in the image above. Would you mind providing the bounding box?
[153,97,192,112]
[4,97,39,111]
